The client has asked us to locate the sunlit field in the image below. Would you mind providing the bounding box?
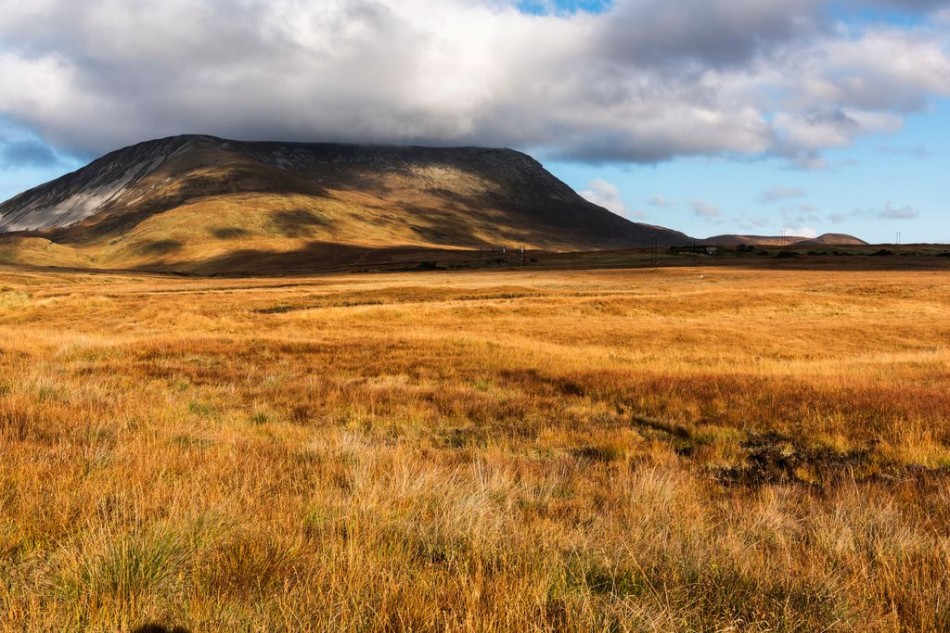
[1,262,949,631]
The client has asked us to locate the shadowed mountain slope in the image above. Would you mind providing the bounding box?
[0,135,689,273]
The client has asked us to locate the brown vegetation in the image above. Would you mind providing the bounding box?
[1,263,948,631]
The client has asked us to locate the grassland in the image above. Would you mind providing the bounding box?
[1,261,949,631]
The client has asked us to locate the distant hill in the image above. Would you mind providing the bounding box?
[794,233,869,247]
[0,135,689,273]
[702,233,867,248]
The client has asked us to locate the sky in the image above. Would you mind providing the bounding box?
[1,0,949,243]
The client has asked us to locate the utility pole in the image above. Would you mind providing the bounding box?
[692,238,697,267]
[896,231,902,246]
[652,234,658,268]
[520,245,526,266]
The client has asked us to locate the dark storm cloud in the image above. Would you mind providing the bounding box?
[860,0,950,10]
[0,0,947,164]
[599,0,820,68]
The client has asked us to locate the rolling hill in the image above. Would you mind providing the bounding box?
[701,233,867,248]
[0,135,689,273]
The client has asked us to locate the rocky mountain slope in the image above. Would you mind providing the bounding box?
[0,135,689,273]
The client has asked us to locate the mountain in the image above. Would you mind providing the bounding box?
[701,235,804,247]
[0,135,689,273]
[793,233,869,247]
[701,233,866,247]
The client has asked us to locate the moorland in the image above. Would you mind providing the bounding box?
[1,254,948,631]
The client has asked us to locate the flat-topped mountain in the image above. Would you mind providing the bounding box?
[0,135,689,273]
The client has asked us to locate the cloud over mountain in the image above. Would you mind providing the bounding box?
[579,179,634,216]
[0,0,947,165]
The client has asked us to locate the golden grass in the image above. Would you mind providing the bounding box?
[0,237,93,269]
[1,264,948,631]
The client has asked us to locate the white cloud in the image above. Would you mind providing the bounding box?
[759,185,807,203]
[773,109,903,152]
[0,0,947,164]
[580,178,639,217]
[784,226,819,238]
[819,203,922,225]
[690,199,722,218]
[869,203,920,220]
[736,214,773,230]
[877,143,933,158]
[649,195,675,207]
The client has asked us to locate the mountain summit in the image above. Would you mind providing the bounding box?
[0,135,688,273]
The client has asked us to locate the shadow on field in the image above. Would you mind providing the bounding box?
[132,625,191,633]
[137,239,184,255]
[530,246,950,273]
[136,241,498,276]
[210,226,250,239]
[145,241,950,277]
[270,208,330,238]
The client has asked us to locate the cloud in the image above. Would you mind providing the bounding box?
[599,0,819,69]
[736,214,774,230]
[827,202,920,223]
[784,226,819,238]
[773,109,903,153]
[779,203,822,229]
[779,203,817,216]
[870,203,920,219]
[649,195,674,207]
[872,1,950,9]
[877,143,934,158]
[689,199,722,218]
[579,178,642,217]
[0,0,948,165]
[850,202,920,220]
[759,185,807,203]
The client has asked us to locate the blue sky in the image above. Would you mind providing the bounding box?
[539,0,950,243]
[1,0,949,243]
[548,99,950,243]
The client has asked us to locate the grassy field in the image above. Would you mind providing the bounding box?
[1,261,949,631]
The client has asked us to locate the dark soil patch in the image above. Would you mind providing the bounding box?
[715,431,871,487]
[714,431,950,488]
